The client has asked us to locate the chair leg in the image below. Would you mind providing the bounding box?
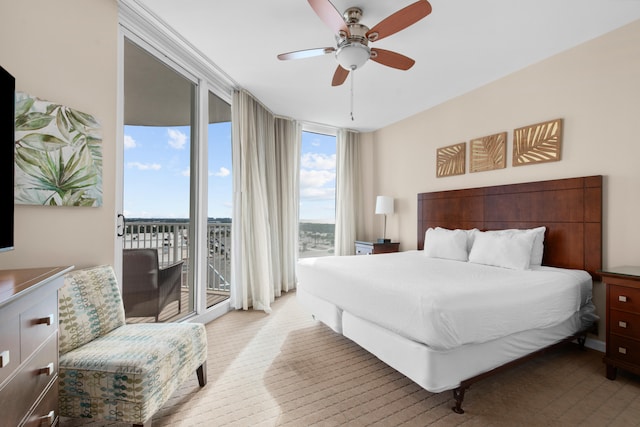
[197,362,207,387]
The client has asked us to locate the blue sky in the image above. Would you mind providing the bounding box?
[123,126,336,222]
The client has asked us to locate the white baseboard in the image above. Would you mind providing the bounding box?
[585,337,605,353]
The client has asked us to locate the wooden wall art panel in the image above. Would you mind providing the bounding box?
[513,118,563,166]
[436,142,466,177]
[470,132,507,173]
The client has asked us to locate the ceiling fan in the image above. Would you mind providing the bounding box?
[277,0,433,86]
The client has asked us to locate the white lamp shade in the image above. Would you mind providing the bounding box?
[375,196,394,215]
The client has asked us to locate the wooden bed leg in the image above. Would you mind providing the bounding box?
[452,387,466,414]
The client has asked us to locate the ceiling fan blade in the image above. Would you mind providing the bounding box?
[331,66,349,86]
[366,0,432,42]
[308,0,350,37]
[370,48,415,70]
[277,47,335,61]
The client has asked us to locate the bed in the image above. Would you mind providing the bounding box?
[296,175,602,413]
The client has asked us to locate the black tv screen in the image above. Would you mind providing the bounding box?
[0,65,15,252]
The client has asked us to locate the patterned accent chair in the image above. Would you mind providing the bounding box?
[58,265,207,426]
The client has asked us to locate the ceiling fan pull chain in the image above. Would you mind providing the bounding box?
[350,70,355,121]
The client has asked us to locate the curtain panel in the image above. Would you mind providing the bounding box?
[231,90,300,312]
[335,129,361,256]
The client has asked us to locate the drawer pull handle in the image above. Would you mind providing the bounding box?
[619,347,627,355]
[39,362,55,376]
[618,295,628,303]
[0,350,9,368]
[619,321,628,328]
[41,410,55,426]
[35,314,54,326]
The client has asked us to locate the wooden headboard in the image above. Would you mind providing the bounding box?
[417,175,603,278]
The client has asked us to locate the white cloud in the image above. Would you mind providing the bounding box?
[300,187,335,200]
[167,129,187,149]
[300,169,335,188]
[299,169,335,200]
[181,168,190,177]
[124,134,136,149]
[212,167,230,177]
[127,161,161,171]
[301,153,335,170]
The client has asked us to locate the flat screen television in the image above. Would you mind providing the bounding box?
[0,65,15,252]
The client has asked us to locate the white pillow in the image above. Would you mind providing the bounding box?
[485,227,546,266]
[465,228,479,252]
[468,230,536,270]
[423,227,469,261]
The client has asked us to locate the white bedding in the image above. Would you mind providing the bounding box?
[296,250,593,350]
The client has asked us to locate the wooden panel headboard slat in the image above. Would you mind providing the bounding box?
[417,175,602,278]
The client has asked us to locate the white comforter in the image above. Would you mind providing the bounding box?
[296,251,592,350]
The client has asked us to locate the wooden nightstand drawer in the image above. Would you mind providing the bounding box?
[610,310,640,340]
[608,334,640,365]
[609,284,640,313]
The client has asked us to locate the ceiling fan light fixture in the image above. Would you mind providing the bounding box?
[335,42,370,70]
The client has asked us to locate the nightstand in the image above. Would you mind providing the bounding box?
[355,241,400,255]
[601,266,640,380]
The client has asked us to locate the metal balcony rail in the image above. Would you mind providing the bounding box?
[123,220,231,293]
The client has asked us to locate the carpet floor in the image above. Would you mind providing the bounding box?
[61,290,640,426]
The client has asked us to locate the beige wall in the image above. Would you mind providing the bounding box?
[362,19,640,342]
[0,1,118,270]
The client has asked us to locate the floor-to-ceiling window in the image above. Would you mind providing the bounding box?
[206,91,232,308]
[299,130,336,258]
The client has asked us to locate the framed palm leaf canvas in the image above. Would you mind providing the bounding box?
[513,118,563,166]
[14,92,102,206]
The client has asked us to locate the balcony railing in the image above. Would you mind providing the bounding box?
[123,220,231,294]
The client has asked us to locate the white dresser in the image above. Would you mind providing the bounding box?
[0,266,73,427]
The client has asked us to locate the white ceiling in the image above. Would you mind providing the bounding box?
[134,0,640,132]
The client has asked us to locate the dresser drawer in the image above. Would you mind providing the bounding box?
[609,284,640,313]
[0,316,20,385]
[608,334,640,365]
[23,381,58,427]
[20,293,57,360]
[610,310,640,340]
[0,334,58,427]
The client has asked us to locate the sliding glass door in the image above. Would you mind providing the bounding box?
[122,37,197,322]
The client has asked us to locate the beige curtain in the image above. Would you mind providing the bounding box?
[334,129,361,256]
[273,118,300,293]
[231,90,300,312]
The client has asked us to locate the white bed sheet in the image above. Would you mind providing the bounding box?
[296,251,593,350]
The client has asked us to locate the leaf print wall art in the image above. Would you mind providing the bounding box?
[14,92,102,206]
[436,142,466,177]
[513,118,563,166]
[470,131,507,173]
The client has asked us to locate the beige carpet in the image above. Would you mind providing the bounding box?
[62,291,640,427]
